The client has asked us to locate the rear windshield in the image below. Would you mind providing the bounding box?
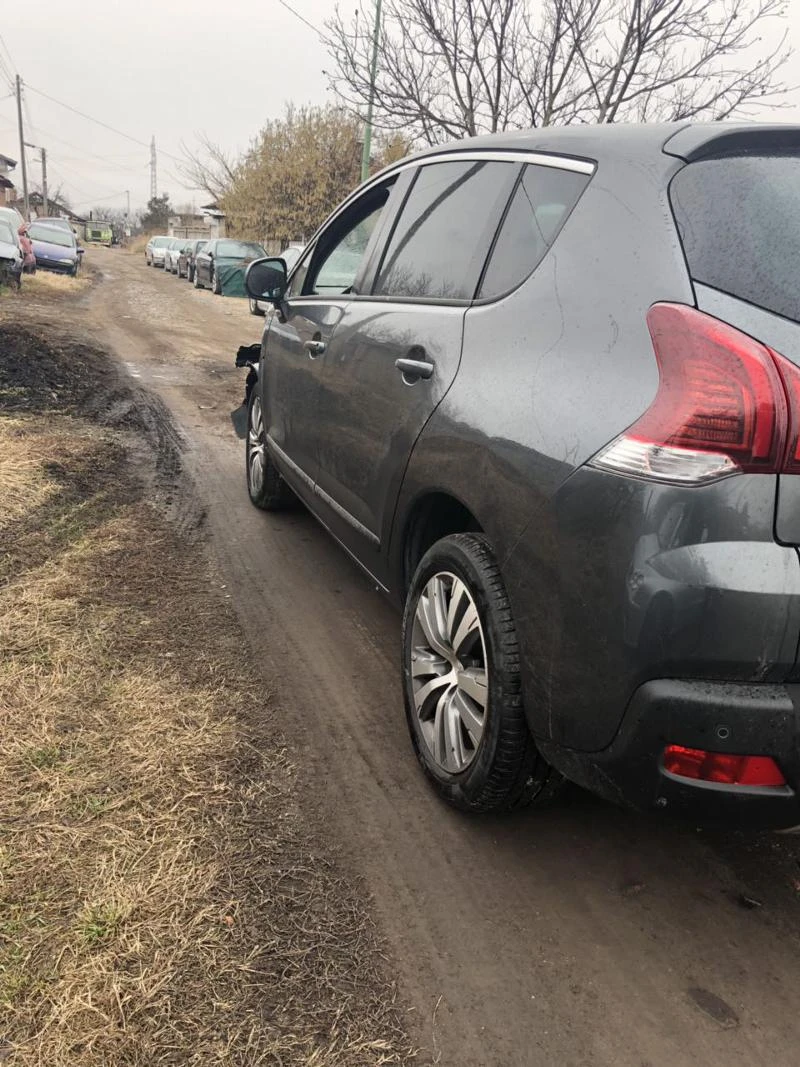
[671,155,800,323]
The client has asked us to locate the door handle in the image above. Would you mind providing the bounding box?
[395,357,434,381]
[304,339,326,358]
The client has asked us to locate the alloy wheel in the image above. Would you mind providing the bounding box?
[410,572,488,773]
[248,396,266,494]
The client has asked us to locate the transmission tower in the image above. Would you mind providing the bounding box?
[150,136,157,200]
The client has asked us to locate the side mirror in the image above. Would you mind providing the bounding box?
[77,248,85,255]
[245,257,288,303]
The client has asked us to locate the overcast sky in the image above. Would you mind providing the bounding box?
[2,0,800,217]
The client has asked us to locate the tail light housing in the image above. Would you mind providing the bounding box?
[663,745,786,788]
[591,303,800,485]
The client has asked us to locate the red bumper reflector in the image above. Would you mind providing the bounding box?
[663,745,786,787]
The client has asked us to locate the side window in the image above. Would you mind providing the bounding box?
[373,160,516,300]
[302,183,393,297]
[478,164,589,299]
[286,244,314,298]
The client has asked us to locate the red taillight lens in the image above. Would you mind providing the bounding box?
[590,303,800,485]
[663,745,786,788]
[773,351,800,475]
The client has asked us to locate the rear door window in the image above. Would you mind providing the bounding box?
[671,156,800,323]
[478,164,589,299]
[373,160,516,300]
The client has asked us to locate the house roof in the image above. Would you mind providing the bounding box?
[0,153,17,169]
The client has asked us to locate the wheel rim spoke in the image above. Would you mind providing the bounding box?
[452,601,479,657]
[451,686,484,749]
[410,570,488,774]
[456,666,487,708]
[248,399,266,491]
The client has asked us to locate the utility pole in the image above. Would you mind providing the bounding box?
[15,75,29,220]
[360,0,382,183]
[40,147,47,216]
[125,189,130,219]
[150,136,157,201]
[24,142,47,216]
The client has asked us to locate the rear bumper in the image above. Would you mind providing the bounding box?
[539,678,800,830]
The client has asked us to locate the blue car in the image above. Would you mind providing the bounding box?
[28,221,84,275]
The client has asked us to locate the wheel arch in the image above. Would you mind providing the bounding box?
[397,490,483,594]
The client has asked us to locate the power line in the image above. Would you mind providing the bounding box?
[0,33,17,75]
[276,0,329,41]
[0,34,17,87]
[25,83,185,164]
[72,189,130,208]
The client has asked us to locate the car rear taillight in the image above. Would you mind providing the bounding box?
[663,745,786,788]
[591,303,800,485]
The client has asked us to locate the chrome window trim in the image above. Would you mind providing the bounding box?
[404,151,595,175]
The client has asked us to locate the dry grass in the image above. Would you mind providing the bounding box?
[0,333,415,1065]
[125,235,150,256]
[22,271,89,296]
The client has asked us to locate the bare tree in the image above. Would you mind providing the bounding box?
[178,133,238,202]
[326,0,791,143]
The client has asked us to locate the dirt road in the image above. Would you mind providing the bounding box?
[39,248,800,1065]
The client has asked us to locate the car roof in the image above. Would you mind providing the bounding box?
[402,121,800,168]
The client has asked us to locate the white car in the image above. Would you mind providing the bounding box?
[164,238,189,274]
[0,216,23,287]
[145,235,171,268]
[248,244,304,315]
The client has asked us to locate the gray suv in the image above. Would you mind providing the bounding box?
[244,122,800,830]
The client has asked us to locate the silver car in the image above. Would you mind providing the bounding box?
[145,235,171,268]
[164,238,188,274]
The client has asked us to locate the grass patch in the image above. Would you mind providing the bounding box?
[23,270,89,296]
[0,327,414,1065]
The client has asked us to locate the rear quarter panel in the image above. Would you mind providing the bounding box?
[393,151,776,750]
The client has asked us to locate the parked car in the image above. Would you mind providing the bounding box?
[248,244,303,315]
[242,122,800,831]
[0,217,23,287]
[0,204,24,233]
[178,238,207,281]
[34,216,78,238]
[145,235,171,267]
[28,220,84,274]
[164,238,186,274]
[194,238,266,294]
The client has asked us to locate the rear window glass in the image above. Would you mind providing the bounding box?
[373,160,515,300]
[478,164,589,299]
[671,156,800,323]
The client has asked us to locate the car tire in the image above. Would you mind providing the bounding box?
[246,389,295,510]
[249,296,264,316]
[212,267,222,295]
[401,533,564,813]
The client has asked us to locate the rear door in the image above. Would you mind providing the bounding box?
[312,158,519,579]
[670,153,800,544]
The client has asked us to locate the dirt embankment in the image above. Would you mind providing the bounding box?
[0,322,415,1065]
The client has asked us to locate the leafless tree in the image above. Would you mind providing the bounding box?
[326,0,791,143]
[178,133,238,202]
